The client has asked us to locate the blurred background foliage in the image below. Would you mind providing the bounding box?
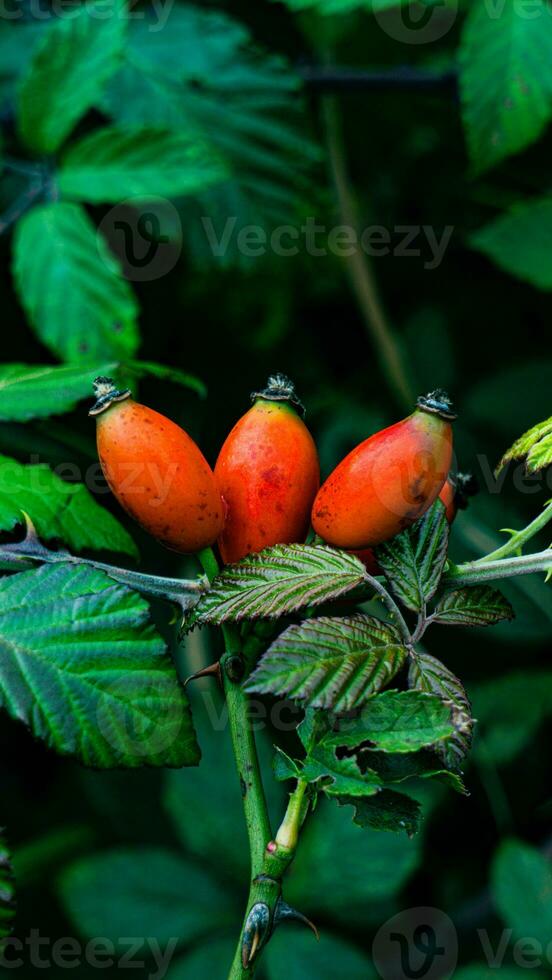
[1,0,552,976]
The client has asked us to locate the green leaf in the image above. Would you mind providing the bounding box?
[17,1,126,154]
[13,203,139,363]
[59,126,226,203]
[471,670,552,765]
[0,453,136,557]
[0,22,47,104]
[127,360,206,399]
[0,362,118,422]
[266,929,376,980]
[287,796,420,921]
[375,500,449,612]
[432,585,514,627]
[0,831,16,941]
[408,651,473,770]
[165,940,236,980]
[103,5,319,269]
[459,0,552,172]
[245,615,407,711]
[337,790,421,837]
[0,564,199,768]
[187,544,366,626]
[470,197,552,291]
[302,743,382,797]
[492,839,552,947]
[455,968,548,980]
[365,749,467,795]
[498,412,552,473]
[58,848,232,948]
[321,690,457,754]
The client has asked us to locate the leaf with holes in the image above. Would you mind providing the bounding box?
[13,203,139,363]
[102,5,319,269]
[0,564,199,768]
[187,545,366,626]
[302,744,382,797]
[497,412,552,473]
[375,500,449,612]
[409,652,473,771]
[322,690,456,754]
[244,615,407,711]
[365,749,467,795]
[0,454,136,557]
[17,0,126,154]
[59,126,226,203]
[459,0,552,173]
[337,790,421,837]
[0,831,15,940]
[432,586,514,627]
[471,198,552,293]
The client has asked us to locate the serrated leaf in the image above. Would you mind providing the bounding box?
[322,690,456,754]
[337,790,421,837]
[245,615,407,711]
[17,1,126,154]
[302,743,382,797]
[498,412,552,473]
[375,500,449,612]
[0,362,118,422]
[13,203,139,363]
[471,197,552,292]
[0,453,136,557]
[187,544,366,626]
[103,5,319,269]
[0,564,199,768]
[432,586,514,627]
[59,126,226,203]
[58,848,232,948]
[273,746,302,782]
[492,839,552,948]
[408,651,473,770]
[0,831,16,940]
[365,749,467,795]
[459,0,552,173]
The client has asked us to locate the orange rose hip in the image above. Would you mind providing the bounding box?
[90,377,224,554]
[215,374,320,564]
[312,390,456,549]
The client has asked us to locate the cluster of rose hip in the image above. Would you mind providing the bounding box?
[90,373,469,568]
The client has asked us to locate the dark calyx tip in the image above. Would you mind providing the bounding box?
[417,388,457,421]
[89,376,131,416]
[251,373,306,417]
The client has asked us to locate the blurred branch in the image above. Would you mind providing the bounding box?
[301,64,458,96]
[321,93,414,410]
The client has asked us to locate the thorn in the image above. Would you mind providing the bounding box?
[7,513,67,559]
[183,661,222,690]
[273,898,319,940]
[241,903,271,968]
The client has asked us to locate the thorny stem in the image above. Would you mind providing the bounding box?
[322,93,414,410]
[472,499,552,565]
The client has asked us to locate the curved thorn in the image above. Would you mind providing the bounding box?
[241,903,271,968]
[183,661,222,689]
[273,898,320,940]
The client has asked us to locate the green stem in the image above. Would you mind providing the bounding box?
[196,548,275,979]
[472,500,552,564]
[275,779,309,851]
[445,549,552,588]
